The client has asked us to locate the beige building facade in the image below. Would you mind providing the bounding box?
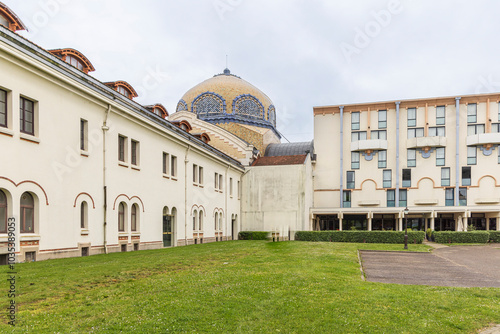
[313,95,500,232]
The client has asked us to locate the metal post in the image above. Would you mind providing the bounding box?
[404,207,409,249]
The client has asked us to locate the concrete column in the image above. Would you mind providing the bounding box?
[398,217,403,231]
[339,217,343,231]
[463,216,468,231]
[430,216,435,230]
[497,217,500,231]
[368,217,372,231]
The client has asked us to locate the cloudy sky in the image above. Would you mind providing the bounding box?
[8,0,500,142]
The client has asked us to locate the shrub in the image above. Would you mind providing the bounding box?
[433,231,489,244]
[238,231,270,240]
[489,231,500,243]
[294,231,425,244]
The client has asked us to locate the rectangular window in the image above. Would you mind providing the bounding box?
[428,126,445,137]
[492,123,500,133]
[407,149,416,167]
[199,166,203,185]
[445,188,454,206]
[441,167,450,186]
[230,177,233,196]
[346,171,355,189]
[467,103,477,123]
[467,124,485,135]
[407,108,416,127]
[387,189,395,207]
[118,135,126,162]
[462,166,471,186]
[20,97,35,135]
[402,169,411,188]
[351,131,367,142]
[383,170,391,188]
[459,187,467,206]
[407,127,424,138]
[162,152,169,174]
[467,147,477,165]
[378,110,387,128]
[378,150,387,168]
[171,155,177,177]
[371,130,387,140]
[351,112,360,130]
[436,105,445,125]
[436,147,445,166]
[351,152,360,169]
[193,164,198,183]
[0,89,6,128]
[399,189,407,207]
[80,119,88,151]
[219,174,223,191]
[343,190,351,208]
[131,140,139,166]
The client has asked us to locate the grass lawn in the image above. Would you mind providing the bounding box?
[1,241,499,333]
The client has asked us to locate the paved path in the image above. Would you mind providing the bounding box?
[360,244,500,287]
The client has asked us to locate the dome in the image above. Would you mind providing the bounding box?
[176,69,277,130]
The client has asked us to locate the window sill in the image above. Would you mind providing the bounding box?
[80,150,89,157]
[171,177,178,181]
[163,174,170,179]
[131,166,141,171]
[20,234,41,241]
[118,232,129,237]
[0,127,14,137]
[118,162,129,168]
[20,133,40,144]
[80,229,89,236]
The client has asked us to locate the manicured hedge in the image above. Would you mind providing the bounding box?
[238,231,270,240]
[294,231,425,244]
[489,231,500,243]
[433,231,490,244]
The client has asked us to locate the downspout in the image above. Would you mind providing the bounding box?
[225,166,230,238]
[455,97,461,206]
[395,102,401,207]
[184,145,191,246]
[102,104,111,254]
[339,106,344,208]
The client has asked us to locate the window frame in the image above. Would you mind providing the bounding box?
[436,105,445,125]
[171,155,177,177]
[462,166,471,186]
[428,126,445,137]
[407,149,416,167]
[386,189,395,207]
[118,135,127,162]
[371,130,387,140]
[402,169,411,188]
[378,150,387,168]
[20,96,35,136]
[162,152,169,175]
[407,107,416,127]
[459,187,467,206]
[0,190,7,233]
[407,127,424,139]
[131,139,139,166]
[441,167,450,187]
[118,202,126,232]
[445,188,454,206]
[80,119,88,151]
[467,103,477,123]
[351,151,360,169]
[351,112,360,130]
[436,147,445,166]
[0,88,7,128]
[346,171,355,189]
[351,131,367,142]
[20,192,34,233]
[383,169,391,188]
[80,201,88,229]
[343,190,351,208]
[399,189,407,207]
[467,124,485,135]
[467,147,477,165]
[131,204,138,232]
[378,109,387,129]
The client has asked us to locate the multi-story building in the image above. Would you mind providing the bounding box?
[313,95,500,233]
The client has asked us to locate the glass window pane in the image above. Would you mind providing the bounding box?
[416,128,424,137]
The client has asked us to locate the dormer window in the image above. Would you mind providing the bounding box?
[0,3,27,32]
[48,49,95,74]
[144,104,168,119]
[65,55,84,71]
[104,81,138,100]
[180,124,188,131]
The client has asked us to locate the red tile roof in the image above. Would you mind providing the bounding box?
[252,154,307,166]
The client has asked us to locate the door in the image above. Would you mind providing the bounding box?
[163,214,172,247]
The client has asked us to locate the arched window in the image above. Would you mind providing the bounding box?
[193,209,198,231]
[268,105,276,126]
[214,212,218,230]
[65,55,84,71]
[118,202,126,232]
[20,192,34,233]
[193,93,224,116]
[199,211,203,231]
[233,95,264,119]
[131,204,138,232]
[0,190,7,233]
[80,201,88,229]
[176,100,188,112]
[219,214,223,232]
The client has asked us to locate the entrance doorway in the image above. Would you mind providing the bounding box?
[163,207,172,247]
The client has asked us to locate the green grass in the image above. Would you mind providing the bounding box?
[0,241,499,333]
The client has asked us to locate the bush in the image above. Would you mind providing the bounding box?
[238,231,270,240]
[294,231,425,244]
[489,231,500,243]
[433,231,489,244]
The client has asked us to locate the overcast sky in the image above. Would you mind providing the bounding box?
[8,0,500,142]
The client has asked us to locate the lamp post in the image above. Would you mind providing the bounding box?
[404,206,409,250]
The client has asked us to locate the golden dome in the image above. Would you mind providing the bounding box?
[176,69,277,129]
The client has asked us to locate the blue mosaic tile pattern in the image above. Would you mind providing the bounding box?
[233,94,264,119]
[176,99,188,112]
[192,92,226,116]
